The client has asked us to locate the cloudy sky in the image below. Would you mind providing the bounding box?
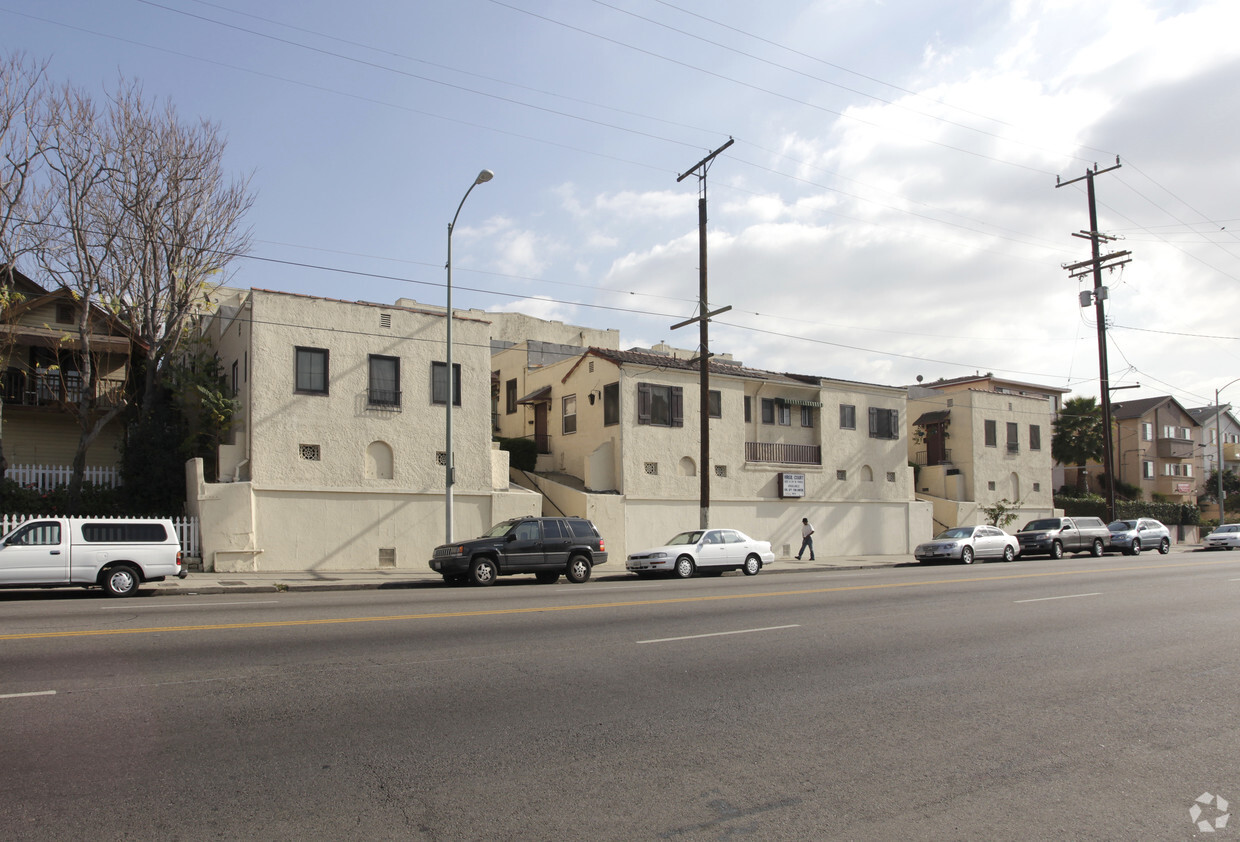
[6,0,1240,408]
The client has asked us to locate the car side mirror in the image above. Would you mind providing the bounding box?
[506,534,517,543]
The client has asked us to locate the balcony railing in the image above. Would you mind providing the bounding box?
[1156,437,1195,459]
[744,441,821,465]
[2,368,127,409]
[366,388,401,409]
[913,449,952,466]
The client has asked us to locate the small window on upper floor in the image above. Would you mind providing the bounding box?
[295,347,329,395]
[431,361,461,407]
[708,389,722,419]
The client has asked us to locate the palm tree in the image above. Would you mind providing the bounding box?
[1053,396,1104,492]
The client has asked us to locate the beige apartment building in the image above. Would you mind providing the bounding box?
[492,341,930,559]
[907,377,1060,530]
[187,288,540,572]
[1106,396,1202,502]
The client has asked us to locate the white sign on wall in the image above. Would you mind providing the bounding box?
[779,472,806,498]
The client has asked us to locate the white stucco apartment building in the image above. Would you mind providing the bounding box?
[187,288,540,572]
[492,341,931,559]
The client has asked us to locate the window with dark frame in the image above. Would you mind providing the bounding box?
[562,394,577,434]
[505,378,517,414]
[431,361,461,406]
[840,404,856,430]
[368,355,400,407]
[295,347,329,395]
[708,389,722,418]
[637,382,682,427]
[984,419,997,447]
[801,406,814,427]
[1030,424,1041,450]
[868,407,898,439]
[603,382,620,426]
[744,395,751,423]
[1006,421,1019,452]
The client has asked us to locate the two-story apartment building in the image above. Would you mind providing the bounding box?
[906,380,1058,530]
[492,341,929,559]
[1107,396,1202,502]
[0,267,137,478]
[187,288,540,572]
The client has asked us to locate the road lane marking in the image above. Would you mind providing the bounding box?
[637,625,799,644]
[1015,592,1103,603]
[2,556,1236,642]
[100,600,281,610]
[0,690,56,699]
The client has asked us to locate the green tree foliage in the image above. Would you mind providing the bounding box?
[1202,468,1240,510]
[980,497,1022,529]
[1052,396,1104,491]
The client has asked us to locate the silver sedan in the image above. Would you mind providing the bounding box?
[915,525,1020,564]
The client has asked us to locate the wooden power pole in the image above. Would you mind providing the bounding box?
[674,138,734,530]
[1057,156,1131,522]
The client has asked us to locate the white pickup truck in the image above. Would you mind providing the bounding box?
[0,517,183,597]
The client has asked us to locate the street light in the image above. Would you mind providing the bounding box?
[444,168,493,544]
[1215,377,1240,526]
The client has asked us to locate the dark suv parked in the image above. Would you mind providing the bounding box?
[428,516,608,586]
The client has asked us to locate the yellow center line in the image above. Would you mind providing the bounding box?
[1,556,1233,641]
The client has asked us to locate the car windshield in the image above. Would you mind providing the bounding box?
[1108,521,1137,531]
[1023,519,1061,531]
[666,531,704,545]
[481,520,519,538]
[935,527,974,539]
[1214,525,1240,533]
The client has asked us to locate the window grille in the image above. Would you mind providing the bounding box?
[436,451,448,466]
[836,469,847,481]
[714,465,727,478]
[644,462,658,475]
[886,472,896,483]
[378,548,396,568]
[300,444,321,461]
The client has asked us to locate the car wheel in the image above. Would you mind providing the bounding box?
[1002,545,1015,563]
[565,555,592,584]
[961,546,974,565]
[1158,538,1170,555]
[468,558,498,586]
[101,564,140,597]
[1130,540,1142,556]
[673,555,696,578]
[742,554,762,576]
[535,571,559,584]
[1090,538,1104,558]
[1050,541,1064,560]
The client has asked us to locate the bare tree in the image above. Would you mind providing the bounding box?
[31,75,253,511]
[0,53,52,481]
[104,80,253,417]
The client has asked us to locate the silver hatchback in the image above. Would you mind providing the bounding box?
[1106,518,1170,555]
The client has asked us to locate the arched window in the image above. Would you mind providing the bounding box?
[861,465,874,482]
[679,456,696,477]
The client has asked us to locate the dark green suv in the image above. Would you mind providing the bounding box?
[428,516,608,586]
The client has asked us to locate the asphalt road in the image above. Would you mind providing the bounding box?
[2,550,1239,841]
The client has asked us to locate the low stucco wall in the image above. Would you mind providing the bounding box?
[189,455,541,572]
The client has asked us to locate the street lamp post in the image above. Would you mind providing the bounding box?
[444,168,493,544]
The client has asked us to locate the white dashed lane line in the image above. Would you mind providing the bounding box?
[1,690,56,699]
[1015,592,1103,603]
[638,624,800,644]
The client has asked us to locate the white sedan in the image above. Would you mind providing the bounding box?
[627,529,775,578]
[915,525,1020,564]
[1205,524,1240,550]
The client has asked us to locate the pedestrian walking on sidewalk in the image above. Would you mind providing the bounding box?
[796,517,815,560]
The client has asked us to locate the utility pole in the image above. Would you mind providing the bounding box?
[673,138,734,530]
[1057,157,1130,522]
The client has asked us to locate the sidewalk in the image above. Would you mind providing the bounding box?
[147,553,913,596]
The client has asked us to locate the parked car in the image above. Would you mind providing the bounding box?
[1106,518,1171,555]
[914,525,1019,564]
[428,516,607,586]
[1204,523,1240,550]
[0,517,183,597]
[1016,516,1109,558]
[626,528,774,578]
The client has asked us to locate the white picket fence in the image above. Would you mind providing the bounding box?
[6,464,121,490]
[0,514,200,557]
